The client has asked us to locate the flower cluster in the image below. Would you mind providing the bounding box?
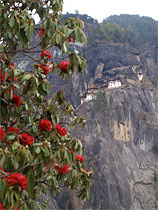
[60,61,70,72]
[40,50,51,59]
[39,27,45,38]
[0,126,21,141]
[39,119,52,131]
[0,66,21,107]
[0,127,5,141]
[0,203,5,210]
[39,63,51,75]
[76,154,84,162]
[4,172,28,191]
[55,164,69,174]
[12,94,21,107]
[19,133,34,146]
[7,126,20,134]
[55,124,67,136]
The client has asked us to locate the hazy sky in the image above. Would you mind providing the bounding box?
[63,0,158,22]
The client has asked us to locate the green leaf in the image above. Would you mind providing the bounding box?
[52,176,58,187]
[4,13,7,19]
[72,169,77,179]
[28,172,35,196]
[66,148,72,163]
[13,83,20,89]
[25,102,28,110]
[12,156,19,169]
[35,146,41,154]
[21,74,32,82]
[8,135,16,140]
[0,44,4,52]
[9,16,15,28]
[12,142,19,152]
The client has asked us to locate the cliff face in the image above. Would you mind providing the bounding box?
[78,87,158,210]
[55,41,158,210]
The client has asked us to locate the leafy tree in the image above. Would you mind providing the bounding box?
[0,0,92,209]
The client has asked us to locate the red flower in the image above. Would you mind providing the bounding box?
[55,124,67,136]
[10,63,15,68]
[76,154,84,162]
[59,61,70,72]
[12,94,21,107]
[55,164,69,174]
[0,203,5,210]
[39,119,52,131]
[0,127,5,141]
[39,63,51,75]
[40,50,51,59]
[68,37,72,43]
[0,69,6,82]
[39,27,45,38]
[7,126,20,134]
[5,172,28,191]
[19,133,34,146]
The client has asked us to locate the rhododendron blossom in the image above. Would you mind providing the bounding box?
[12,94,21,107]
[4,172,28,191]
[60,61,70,72]
[7,126,20,134]
[39,119,52,131]
[39,27,45,38]
[10,63,15,68]
[68,36,72,43]
[39,63,51,75]
[0,203,5,210]
[0,127,5,141]
[40,50,51,59]
[19,133,34,145]
[55,124,67,136]
[55,164,69,174]
[76,154,84,162]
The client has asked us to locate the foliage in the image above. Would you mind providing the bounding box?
[88,22,136,46]
[88,14,157,49]
[104,14,158,47]
[0,1,92,209]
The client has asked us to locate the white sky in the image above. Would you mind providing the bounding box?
[63,0,158,22]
